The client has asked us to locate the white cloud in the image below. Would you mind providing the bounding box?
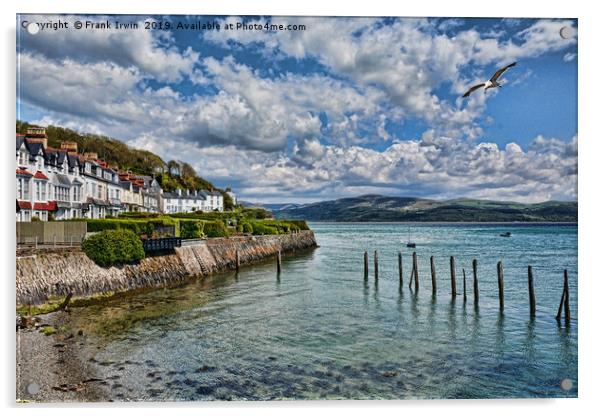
[19,16,199,82]
[127,132,577,204]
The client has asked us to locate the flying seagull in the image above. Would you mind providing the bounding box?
[462,62,517,97]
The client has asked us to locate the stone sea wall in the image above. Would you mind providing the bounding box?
[16,231,317,305]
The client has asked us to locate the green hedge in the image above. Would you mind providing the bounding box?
[77,216,308,239]
[180,219,205,239]
[82,229,145,267]
[85,218,179,238]
[241,221,253,234]
[204,220,230,238]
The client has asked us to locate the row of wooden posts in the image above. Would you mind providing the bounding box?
[363,250,571,323]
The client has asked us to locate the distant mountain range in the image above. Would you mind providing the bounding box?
[242,195,577,222]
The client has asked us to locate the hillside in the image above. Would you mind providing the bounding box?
[16,120,233,209]
[265,194,577,222]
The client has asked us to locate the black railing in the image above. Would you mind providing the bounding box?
[142,237,182,252]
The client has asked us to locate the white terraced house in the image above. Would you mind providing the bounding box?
[16,127,231,221]
[15,127,164,222]
[162,189,224,213]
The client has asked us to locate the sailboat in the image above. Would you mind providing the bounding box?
[406,225,416,248]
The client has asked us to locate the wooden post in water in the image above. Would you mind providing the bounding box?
[398,252,403,286]
[528,266,536,317]
[472,259,479,303]
[462,268,467,303]
[563,269,571,322]
[235,250,240,272]
[430,256,437,294]
[374,250,379,280]
[450,256,457,298]
[412,252,419,290]
[276,250,282,274]
[556,286,566,322]
[497,261,504,312]
[364,251,369,279]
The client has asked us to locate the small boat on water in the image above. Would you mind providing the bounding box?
[499,232,512,237]
[406,226,416,247]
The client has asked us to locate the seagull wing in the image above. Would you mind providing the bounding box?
[462,83,486,97]
[490,62,517,82]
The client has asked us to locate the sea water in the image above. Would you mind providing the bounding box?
[73,223,578,400]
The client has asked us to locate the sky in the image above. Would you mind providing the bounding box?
[16,15,578,203]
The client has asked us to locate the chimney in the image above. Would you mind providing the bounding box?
[26,127,47,138]
[176,189,182,196]
[60,141,78,154]
[84,152,98,160]
[25,127,48,149]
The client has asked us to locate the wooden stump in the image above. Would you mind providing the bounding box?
[462,268,467,303]
[497,261,504,312]
[450,256,457,298]
[398,252,403,286]
[412,252,419,290]
[472,259,479,303]
[430,256,437,294]
[374,250,379,280]
[528,265,536,317]
[563,269,570,322]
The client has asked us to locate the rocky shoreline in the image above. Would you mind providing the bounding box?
[17,311,110,402]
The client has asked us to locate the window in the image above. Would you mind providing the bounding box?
[18,151,28,166]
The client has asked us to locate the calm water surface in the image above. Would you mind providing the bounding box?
[73,223,578,400]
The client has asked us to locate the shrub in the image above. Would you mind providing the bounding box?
[249,221,279,235]
[242,222,254,234]
[180,220,205,239]
[286,220,310,231]
[203,220,229,238]
[82,229,145,267]
[31,216,41,222]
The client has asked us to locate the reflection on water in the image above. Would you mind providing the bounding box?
[69,223,577,400]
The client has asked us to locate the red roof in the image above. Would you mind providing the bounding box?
[33,201,57,211]
[18,201,32,209]
[33,171,49,180]
[16,168,32,176]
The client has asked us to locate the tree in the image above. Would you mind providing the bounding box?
[181,162,197,179]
